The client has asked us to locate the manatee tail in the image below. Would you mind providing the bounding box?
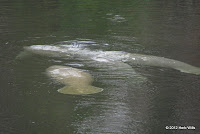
[167,60,200,75]
[57,85,103,95]
[178,66,200,75]
[128,54,200,75]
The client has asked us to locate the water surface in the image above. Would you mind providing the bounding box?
[1,0,200,133]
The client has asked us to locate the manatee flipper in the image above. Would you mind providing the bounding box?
[57,85,103,95]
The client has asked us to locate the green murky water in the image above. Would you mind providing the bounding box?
[1,0,200,133]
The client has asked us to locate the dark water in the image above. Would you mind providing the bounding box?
[1,0,200,133]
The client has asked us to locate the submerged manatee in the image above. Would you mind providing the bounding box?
[46,65,103,95]
[22,45,200,75]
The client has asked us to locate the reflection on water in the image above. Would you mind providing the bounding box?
[72,67,151,134]
[1,0,200,133]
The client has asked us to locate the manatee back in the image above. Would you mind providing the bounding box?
[46,65,103,95]
[46,65,93,85]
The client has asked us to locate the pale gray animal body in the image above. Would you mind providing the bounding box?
[46,65,103,95]
[18,45,200,95]
[24,45,200,75]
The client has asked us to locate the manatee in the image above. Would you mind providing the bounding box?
[46,65,103,95]
[22,45,200,75]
